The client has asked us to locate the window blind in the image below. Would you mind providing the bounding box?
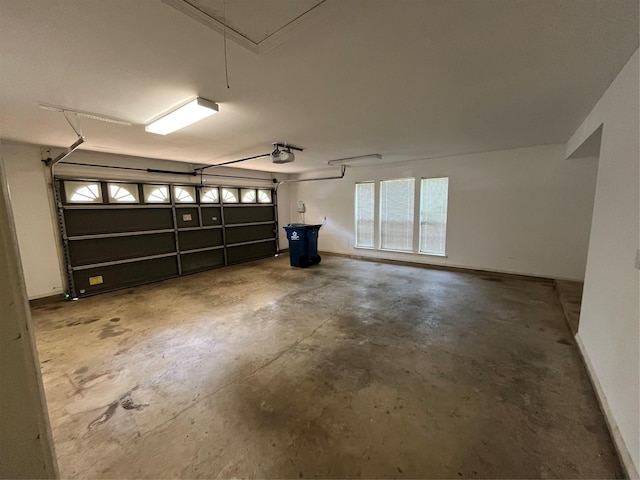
[380,178,414,251]
[419,177,449,255]
[355,182,375,247]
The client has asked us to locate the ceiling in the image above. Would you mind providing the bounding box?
[165,0,327,49]
[0,0,637,173]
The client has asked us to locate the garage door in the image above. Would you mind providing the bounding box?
[56,179,277,297]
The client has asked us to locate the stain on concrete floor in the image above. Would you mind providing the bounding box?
[31,256,622,478]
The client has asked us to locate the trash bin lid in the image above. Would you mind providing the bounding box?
[284,223,322,229]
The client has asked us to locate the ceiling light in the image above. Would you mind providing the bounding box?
[145,97,218,135]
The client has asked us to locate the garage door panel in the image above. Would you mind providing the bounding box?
[69,233,175,266]
[225,224,275,244]
[227,240,276,264]
[176,207,199,228]
[178,229,223,251]
[72,256,179,295]
[201,207,222,226]
[224,206,274,224]
[180,249,225,274]
[65,208,173,236]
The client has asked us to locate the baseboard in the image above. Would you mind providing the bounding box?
[28,294,65,308]
[320,251,555,284]
[575,333,639,479]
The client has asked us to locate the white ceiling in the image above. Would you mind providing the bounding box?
[0,0,637,173]
[170,0,327,46]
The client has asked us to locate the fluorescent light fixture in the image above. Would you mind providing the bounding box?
[145,97,219,135]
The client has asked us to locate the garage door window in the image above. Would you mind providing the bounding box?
[241,189,257,203]
[107,183,139,203]
[65,181,103,204]
[174,186,195,203]
[221,188,239,203]
[143,185,170,203]
[200,187,219,203]
[257,189,272,204]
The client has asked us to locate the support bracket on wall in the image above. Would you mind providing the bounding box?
[44,136,85,167]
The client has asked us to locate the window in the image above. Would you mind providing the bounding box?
[65,181,103,204]
[200,187,219,203]
[241,188,257,203]
[143,185,170,203]
[173,186,195,203]
[257,189,272,204]
[380,178,414,251]
[221,188,238,203]
[355,182,374,248]
[107,183,138,203]
[419,177,448,255]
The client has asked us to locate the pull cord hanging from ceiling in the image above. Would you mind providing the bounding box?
[223,0,230,89]
[63,112,82,138]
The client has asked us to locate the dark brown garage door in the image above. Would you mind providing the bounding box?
[56,179,277,297]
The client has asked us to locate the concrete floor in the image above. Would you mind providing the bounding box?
[31,255,622,479]
[554,280,584,336]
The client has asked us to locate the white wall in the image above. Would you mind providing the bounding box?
[567,50,639,477]
[1,143,291,299]
[0,157,58,478]
[288,144,597,281]
[1,143,63,299]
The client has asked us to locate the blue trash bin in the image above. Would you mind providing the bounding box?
[283,224,322,267]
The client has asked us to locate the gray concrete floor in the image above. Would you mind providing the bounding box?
[31,255,621,479]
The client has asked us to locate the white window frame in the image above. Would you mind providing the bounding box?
[352,176,449,258]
